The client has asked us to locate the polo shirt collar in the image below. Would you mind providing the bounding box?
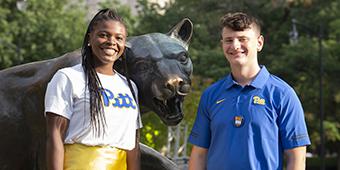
[250,65,270,89]
[224,65,270,90]
[223,73,237,90]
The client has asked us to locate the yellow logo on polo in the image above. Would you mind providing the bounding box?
[253,96,265,105]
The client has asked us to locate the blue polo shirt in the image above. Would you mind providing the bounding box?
[189,66,310,170]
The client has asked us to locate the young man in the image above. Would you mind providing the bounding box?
[188,12,310,170]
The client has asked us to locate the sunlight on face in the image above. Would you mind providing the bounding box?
[89,20,127,66]
[221,25,264,67]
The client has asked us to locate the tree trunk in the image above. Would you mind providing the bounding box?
[338,147,340,170]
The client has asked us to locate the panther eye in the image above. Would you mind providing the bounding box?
[178,54,188,64]
[135,61,150,72]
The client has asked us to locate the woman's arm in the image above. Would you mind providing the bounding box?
[46,112,69,170]
[127,129,141,170]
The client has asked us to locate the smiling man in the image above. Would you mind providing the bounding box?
[188,12,311,170]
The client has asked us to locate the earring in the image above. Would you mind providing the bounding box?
[87,43,90,47]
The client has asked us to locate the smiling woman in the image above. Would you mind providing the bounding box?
[89,20,127,70]
[45,8,142,170]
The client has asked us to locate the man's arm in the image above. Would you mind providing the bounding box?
[284,146,307,170]
[127,129,141,170]
[46,112,69,170]
[189,145,208,170]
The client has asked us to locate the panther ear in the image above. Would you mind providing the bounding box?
[167,18,193,50]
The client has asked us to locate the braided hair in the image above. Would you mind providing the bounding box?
[81,8,127,136]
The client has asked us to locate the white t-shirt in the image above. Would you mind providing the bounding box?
[45,64,142,150]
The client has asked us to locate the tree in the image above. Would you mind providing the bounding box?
[0,0,88,69]
[98,0,138,36]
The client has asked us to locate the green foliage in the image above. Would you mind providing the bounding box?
[98,0,138,36]
[0,0,88,69]
[141,112,167,150]
[0,0,139,69]
[324,121,340,142]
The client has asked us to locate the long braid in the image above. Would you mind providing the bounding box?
[86,61,106,137]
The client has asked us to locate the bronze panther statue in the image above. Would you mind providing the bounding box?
[0,18,193,170]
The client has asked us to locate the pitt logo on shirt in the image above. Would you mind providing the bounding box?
[101,88,137,109]
[253,96,265,105]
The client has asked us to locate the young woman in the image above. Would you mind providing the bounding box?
[45,8,142,170]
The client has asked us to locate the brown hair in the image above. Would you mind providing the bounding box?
[220,12,262,33]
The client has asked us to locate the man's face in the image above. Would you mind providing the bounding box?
[89,20,127,66]
[221,25,264,67]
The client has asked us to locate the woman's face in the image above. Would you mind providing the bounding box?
[88,20,127,66]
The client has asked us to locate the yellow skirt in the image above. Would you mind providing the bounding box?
[64,143,127,170]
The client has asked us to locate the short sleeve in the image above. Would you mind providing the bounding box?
[44,71,73,119]
[277,87,311,149]
[188,91,211,148]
